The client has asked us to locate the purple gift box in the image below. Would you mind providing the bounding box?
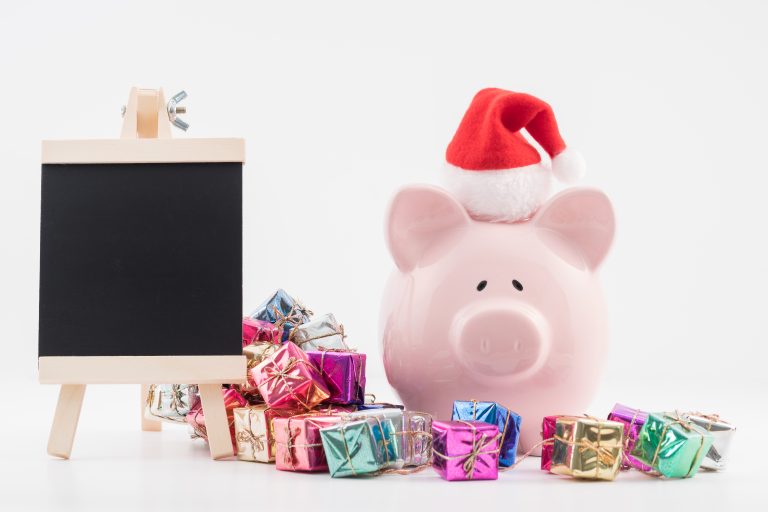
[432,420,499,481]
[306,350,366,405]
[607,403,652,471]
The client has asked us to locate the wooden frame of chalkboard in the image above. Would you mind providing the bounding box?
[39,88,246,460]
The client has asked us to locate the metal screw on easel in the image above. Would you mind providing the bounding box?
[166,91,189,131]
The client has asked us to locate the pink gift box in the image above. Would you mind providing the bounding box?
[432,420,499,481]
[253,342,330,410]
[242,317,282,347]
[541,415,557,471]
[273,414,342,472]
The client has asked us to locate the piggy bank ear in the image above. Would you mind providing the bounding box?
[534,188,615,271]
[386,185,471,272]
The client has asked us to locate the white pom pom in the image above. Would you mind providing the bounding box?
[551,147,586,183]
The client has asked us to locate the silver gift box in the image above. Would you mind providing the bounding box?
[145,384,200,424]
[289,313,349,351]
[684,413,735,470]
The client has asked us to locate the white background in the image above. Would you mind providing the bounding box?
[0,1,765,510]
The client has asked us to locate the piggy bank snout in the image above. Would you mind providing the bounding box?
[451,302,550,380]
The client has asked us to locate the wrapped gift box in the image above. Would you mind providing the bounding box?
[452,400,521,467]
[249,289,312,341]
[550,416,624,481]
[607,403,652,471]
[307,350,366,405]
[682,413,736,471]
[273,414,342,471]
[432,420,500,481]
[253,342,329,410]
[233,405,302,463]
[631,412,714,478]
[289,313,348,351]
[320,418,392,477]
[145,384,199,424]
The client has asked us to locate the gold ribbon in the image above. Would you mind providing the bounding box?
[261,357,314,409]
[290,323,348,348]
[236,410,266,457]
[468,399,513,467]
[314,348,364,403]
[272,301,312,331]
[338,423,358,476]
[274,416,327,470]
[432,420,500,479]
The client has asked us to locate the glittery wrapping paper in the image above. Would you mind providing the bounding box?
[233,405,302,463]
[631,413,714,478]
[145,384,199,424]
[249,289,312,342]
[551,417,624,481]
[186,388,248,452]
[242,317,282,347]
[683,413,735,470]
[290,313,349,351]
[607,403,652,471]
[307,350,366,405]
[431,420,500,481]
[273,414,342,472]
[452,400,520,467]
[253,342,330,410]
[320,418,387,477]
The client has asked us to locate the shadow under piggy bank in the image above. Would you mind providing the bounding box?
[379,185,615,452]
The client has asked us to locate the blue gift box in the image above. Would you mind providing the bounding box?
[249,288,312,342]
[451,400,521,467]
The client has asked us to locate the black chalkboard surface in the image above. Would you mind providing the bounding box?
[39,162,242,357]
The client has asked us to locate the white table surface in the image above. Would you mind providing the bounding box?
[1,380,761,512]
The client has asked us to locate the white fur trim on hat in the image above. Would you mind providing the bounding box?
[551,147,586,183]
[443,162,553,223]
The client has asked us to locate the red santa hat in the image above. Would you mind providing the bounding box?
[443,88,585,222]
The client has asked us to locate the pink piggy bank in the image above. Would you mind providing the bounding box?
[380,185,615,451]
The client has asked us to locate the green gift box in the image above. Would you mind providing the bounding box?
[320,418,393,477]
[630,412,714,478]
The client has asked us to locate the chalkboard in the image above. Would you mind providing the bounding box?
[39,162,242,357]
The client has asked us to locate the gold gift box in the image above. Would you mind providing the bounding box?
[233,405,300,463]
[551,417,624,481]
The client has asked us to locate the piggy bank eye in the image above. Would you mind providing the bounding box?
[476,280,488,291]
[512,279,524,291]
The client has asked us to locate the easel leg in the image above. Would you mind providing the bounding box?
[140,384,162,432]
[197,384,233,460]
[47,384,86,459]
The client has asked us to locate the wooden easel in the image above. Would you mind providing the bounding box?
[41,87,245,460]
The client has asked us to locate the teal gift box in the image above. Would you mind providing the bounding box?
[320,417,397,477]
[630,412,714,478]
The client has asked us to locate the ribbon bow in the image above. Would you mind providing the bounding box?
[237,429,266,454]
[262,357,309,394]
[272,302,312,330]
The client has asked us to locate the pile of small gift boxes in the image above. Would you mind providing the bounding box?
[145,289,735,482]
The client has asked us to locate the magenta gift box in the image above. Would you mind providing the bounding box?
[307,350,366,405]
[432,420,499,481]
